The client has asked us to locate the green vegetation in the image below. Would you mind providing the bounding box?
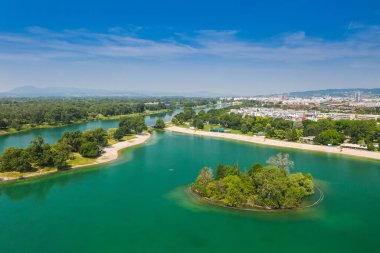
[79,142,101,158]
[67,153,96,167]
[314,129,345,145]
[0,97,214,134]
[154,118,166,129]
[191,153,314,209]
[0,127,117,172]
[172,108,380,149]
[114,116,147,140]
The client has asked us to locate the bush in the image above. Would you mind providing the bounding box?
[315,129,344,145]
[79,142,101,158]
[0,148,33,172]
[154,118,165,129]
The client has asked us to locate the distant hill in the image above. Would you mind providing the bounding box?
[0,86,146,98]
[286,88,380,98]
[0,86,222,98]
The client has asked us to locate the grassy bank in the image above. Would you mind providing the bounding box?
[0,109,170,136]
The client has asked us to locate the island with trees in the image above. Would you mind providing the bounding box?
[191,153,315,210]
[0,115,149,181]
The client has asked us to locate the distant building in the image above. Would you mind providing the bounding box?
[340,143,368,150]
[354,91,361,102]
[210,128,225,133]
[299,136,315,144]
[255,131,266,136]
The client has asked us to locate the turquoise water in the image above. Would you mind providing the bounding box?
[0,131,379,252]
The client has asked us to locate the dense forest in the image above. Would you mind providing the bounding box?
[0,116,147,173]
[191,153,314,209]
[0,97,214,132]
[172,108,380,150]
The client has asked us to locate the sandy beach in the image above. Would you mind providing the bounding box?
[0,133,151,182]
[167,126,380,161]
[74,133,151,168]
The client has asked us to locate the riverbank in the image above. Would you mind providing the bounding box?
[0,133,151,182]
[167,126,380,161]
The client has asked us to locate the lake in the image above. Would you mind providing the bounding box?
[0,111,379,252]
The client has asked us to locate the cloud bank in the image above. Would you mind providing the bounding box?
[0,25,379,64]
[0,25,379,94]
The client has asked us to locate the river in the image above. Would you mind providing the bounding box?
[0,109,379,253]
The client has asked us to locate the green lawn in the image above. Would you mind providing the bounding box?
[67,153,96,167]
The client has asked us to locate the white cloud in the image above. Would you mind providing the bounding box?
[0,25,379,67]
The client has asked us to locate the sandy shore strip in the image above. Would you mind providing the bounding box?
[73,133,151,168]
[167,126,380,161]
[0,133,151,182]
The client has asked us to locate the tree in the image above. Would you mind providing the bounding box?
[215,164,227,179]
[82,128,108,147]
[266,153,294,172]
[241,123,249,134]
[26,136,46,165]
[0,148,33,172]
[223,175,246,207]
[171,117,180,125]
[79,142,101,158]
[285,129,299,141]
[119,116,147,134]
[51,142,72,169]
[0,118,8,129]
[113,128,125,140]
[274,129,286,139]
[59,131,83,152]
[195,119,204,129]
[192,167,213,195]
[247,163,263,177]
[26,136,55,167]
[154,118,165,129]
[315,129,344,145]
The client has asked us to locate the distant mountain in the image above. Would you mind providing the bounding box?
[286,88,380,98]
[0,86,146,98]
[0,86,223,98]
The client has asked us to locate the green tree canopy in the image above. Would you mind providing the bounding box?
[0,148,33,172]
[154,118,165,129]
[315,129,344,145]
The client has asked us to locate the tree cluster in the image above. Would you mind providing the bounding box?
[0,97,214,131]
[0,136,72,172]
[113,116,147,140]
[154,118,166,129]
[59,128,109,158]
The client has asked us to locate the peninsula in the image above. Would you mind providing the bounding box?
[0,116,151,182]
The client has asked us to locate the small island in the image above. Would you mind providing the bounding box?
[191,153,315,210]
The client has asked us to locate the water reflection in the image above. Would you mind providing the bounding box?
[0,166,101,202]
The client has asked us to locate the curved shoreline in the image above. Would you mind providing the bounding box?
[0,109,170,136]
[0,133,151,182]
[167,126,380,161]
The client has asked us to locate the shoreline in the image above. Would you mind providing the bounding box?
[167,126,380,161]
[187,186,323,212]
[0,133,151,182]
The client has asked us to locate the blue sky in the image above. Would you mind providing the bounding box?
[0,0,379,95]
